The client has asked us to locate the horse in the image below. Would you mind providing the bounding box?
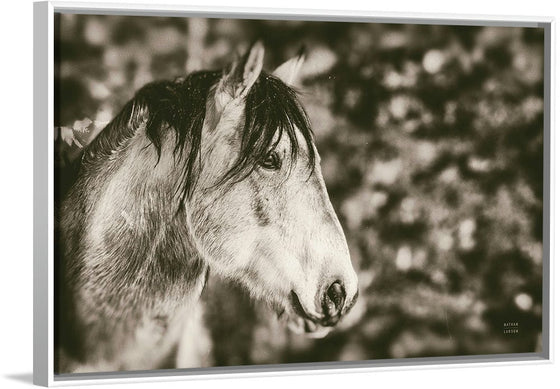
[55,42,359,374]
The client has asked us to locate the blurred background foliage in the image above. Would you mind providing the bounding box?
[55,14,544,366]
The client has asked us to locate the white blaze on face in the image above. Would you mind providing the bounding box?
[283,133,358,320]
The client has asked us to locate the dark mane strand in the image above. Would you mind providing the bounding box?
[82,70,315,203]
[220,73,316,186]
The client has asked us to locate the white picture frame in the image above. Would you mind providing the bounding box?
[33,1,554,386]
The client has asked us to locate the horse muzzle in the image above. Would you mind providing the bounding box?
[290,279,359,330]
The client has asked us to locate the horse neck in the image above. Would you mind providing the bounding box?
[64,133,209,322]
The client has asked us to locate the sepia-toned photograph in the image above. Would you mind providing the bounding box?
[53,13,545,375]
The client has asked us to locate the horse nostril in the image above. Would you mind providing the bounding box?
[323,281,346,319]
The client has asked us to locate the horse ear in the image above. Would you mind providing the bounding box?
[216,41,265,105]
[272,48,305,86]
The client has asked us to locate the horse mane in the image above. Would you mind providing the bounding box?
[82,70,316,202]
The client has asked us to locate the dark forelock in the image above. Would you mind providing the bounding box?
[83,70,316,202]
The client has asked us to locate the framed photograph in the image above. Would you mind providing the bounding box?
[33,1,553,386]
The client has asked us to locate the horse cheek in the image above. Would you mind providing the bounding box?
[189,183,256,276]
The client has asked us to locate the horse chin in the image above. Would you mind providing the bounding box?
[278,291,333,339]
[287,317,333,339]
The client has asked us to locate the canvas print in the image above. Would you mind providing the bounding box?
[54,13,545,374]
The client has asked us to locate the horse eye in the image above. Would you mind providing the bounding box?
[260,151,281,170]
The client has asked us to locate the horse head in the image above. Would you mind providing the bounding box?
[186,42,359,336]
